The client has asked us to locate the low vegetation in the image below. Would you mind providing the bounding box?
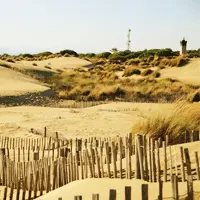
[49,69,196,102]
[133,101,200,144]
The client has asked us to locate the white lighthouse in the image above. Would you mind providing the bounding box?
[180,38,187,55]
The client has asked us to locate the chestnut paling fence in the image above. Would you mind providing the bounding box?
[0,130,200,200]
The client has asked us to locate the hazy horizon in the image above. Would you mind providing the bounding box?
[1,0,200,54]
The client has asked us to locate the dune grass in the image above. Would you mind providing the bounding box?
[132,100,200,144]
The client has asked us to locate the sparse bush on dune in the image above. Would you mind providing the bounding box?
[132,101,200,144]
[151,70,161,78]
[141,69,153,76]
[123,67,141,77]
[125,58,140,66]
[44,65,51,69]
[32,63,37,66]
[96,52,111,59]
[105,64,124,72]
[6,58,15,63]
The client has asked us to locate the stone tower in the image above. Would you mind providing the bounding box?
[180,38,187,55]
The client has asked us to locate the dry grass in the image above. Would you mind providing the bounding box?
[50,69,195,102]
[123,67,141,77]
[132,101,200,144]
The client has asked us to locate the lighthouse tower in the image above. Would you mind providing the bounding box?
[180,38,187,55]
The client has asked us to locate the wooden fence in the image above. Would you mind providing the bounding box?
[0,130,200,200]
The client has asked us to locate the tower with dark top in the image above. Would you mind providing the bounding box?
[180,38,187,55]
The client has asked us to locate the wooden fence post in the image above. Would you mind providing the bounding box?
[105,142,111,178]
[125,186,131,200]
[111,141,117,178]
[74,196,82,200]
[187,175,193,200]
[109,189,117,200]
[137,135,144,180]
[180,147,185,182]
[171,174,178,200]
[184,148,191,176]
[195,152,200,180]
[163,141,167,182]
[118,137,123,179]
[141,184,148,200]
[3,187,7,200]
[92,194,99,200]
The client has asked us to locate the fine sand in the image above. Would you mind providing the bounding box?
[0,102,174,139]
[161,58,200,85]
[0,67,49,97]
[9,57,92,72]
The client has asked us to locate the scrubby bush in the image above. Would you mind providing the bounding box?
[34,52,53,57]
[19,53,34,58]
[32,63,37,66]
[109,55,127,63]
[44,65,51,69]
[151,70,161,78]
[141,69,153,76]
[96,52,111,59]
[59,49,78,57]
[123,67,141,77]
[6,58,15,63]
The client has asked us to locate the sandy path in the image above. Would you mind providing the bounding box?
[0,102,173,138]
[0,67,49,96]
[161,58,200,85]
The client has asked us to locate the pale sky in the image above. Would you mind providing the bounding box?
[0,0,200,54]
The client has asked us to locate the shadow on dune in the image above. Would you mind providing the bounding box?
[0,89,58,107]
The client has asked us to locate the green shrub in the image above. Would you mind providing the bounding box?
[34,51,53,57]
[19,53,33,58]
[60,49,78,57]
[109,55,127,63]
[96,52,111,59]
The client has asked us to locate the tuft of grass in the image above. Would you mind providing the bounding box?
[132,101,200,144]
[32,63,37,66]
[123,67,141,77]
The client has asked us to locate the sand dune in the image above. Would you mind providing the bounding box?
[161,58,200,85]
[0,102,173,138]
[13,57,92,72]
[0,67,49,96]
[36,178,200,200]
